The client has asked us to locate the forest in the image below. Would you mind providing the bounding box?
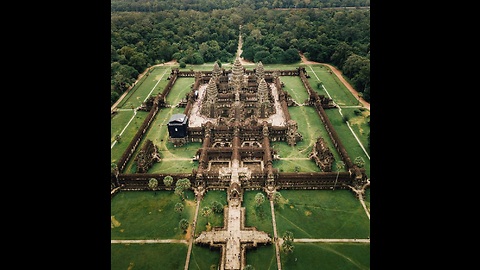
[111,0,371,12]
[111,0,370,105]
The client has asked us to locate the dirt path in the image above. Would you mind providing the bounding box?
[236,29,255,66]
[299,53,370,111]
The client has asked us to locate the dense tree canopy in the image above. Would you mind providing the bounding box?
[111,2,370,106]
[111,0,370,12]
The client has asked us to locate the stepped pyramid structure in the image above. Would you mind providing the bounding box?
[198,57,276,120]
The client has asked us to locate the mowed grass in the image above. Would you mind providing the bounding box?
[272,105,346,173]
[122,77,196,173]
[274,189,370,239]
[280,76,310,104]
[325,109,370,176]
[243,190,274,235]
[117,66,172,109]
[111,190,196,240]
[281,242,370,270]
[245,244,277,270]
[304,64,360,107]
[111,110,149,163]
[189,245,222,270]
[195,190,228,234]
[111,243,187,270]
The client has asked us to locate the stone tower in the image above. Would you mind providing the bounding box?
[201,77,218,118]
[257,78,273,118]
[212,61,222,80]
[231,57,244,89]
[255,61,265,83]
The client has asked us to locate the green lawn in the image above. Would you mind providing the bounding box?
[280,76,310,104]
[281,242,370,270]
[274,189,370,239]
[246,244,277,270]
[117,66,173,109]
[195,190,228,234]
[111,190,196,240]
[111,243,187,270]
[111,62,370,269]
[243,190,274,235]
[188,245,222,270]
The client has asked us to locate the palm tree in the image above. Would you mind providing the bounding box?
[174,202,184,217]
[175,186,185,201]
[354,156,365,168]
[176,178,191,190]
[254,192,265,208]
[283,230,294,242]
[111,162,120,187]
[175,178,191,200]
[282,230,295,254]
[201,206,213,224]
[148,178,158,195]
[111,162,119,177]
[163,175,173,190]
[333,161,345,190]
[211,200,223,214]
[179,218,189,233]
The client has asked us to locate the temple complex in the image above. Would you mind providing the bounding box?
[112,57,369,270]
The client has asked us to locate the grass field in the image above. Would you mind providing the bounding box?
[111,189,370,269]
[111,62,370,269]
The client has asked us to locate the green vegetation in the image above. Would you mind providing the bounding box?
[281,243,370,270]
[111,243,187,270]
[243,191,273,234]
[245,245,277,270]
[111,61,370,268]
[195,191,227,234]
[280,76,310,104]
[274,190,370,239]
[189,245,222,270]
[111,190,195,239]
[111,5,370,106]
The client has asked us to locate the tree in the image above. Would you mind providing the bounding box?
[175,178,191,200]
[333,161,345,190]
[111,162,119,177]
[176,178,191,190]
[282,230,295,254]
[148,178,158,195]
[354,156,365,168]
[174,202,184,217]
[283,230,294,242]
[254,192,265,208]
[163,175,173,189]
[179,218,189,233]
[201,206,212,224]
[273,191,284,205]
[175,186,185,201]
[211,200,223,214]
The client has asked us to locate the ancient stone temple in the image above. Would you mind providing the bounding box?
[199,58,276,120]
[190,58,298,269]
[114,57,370,269]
